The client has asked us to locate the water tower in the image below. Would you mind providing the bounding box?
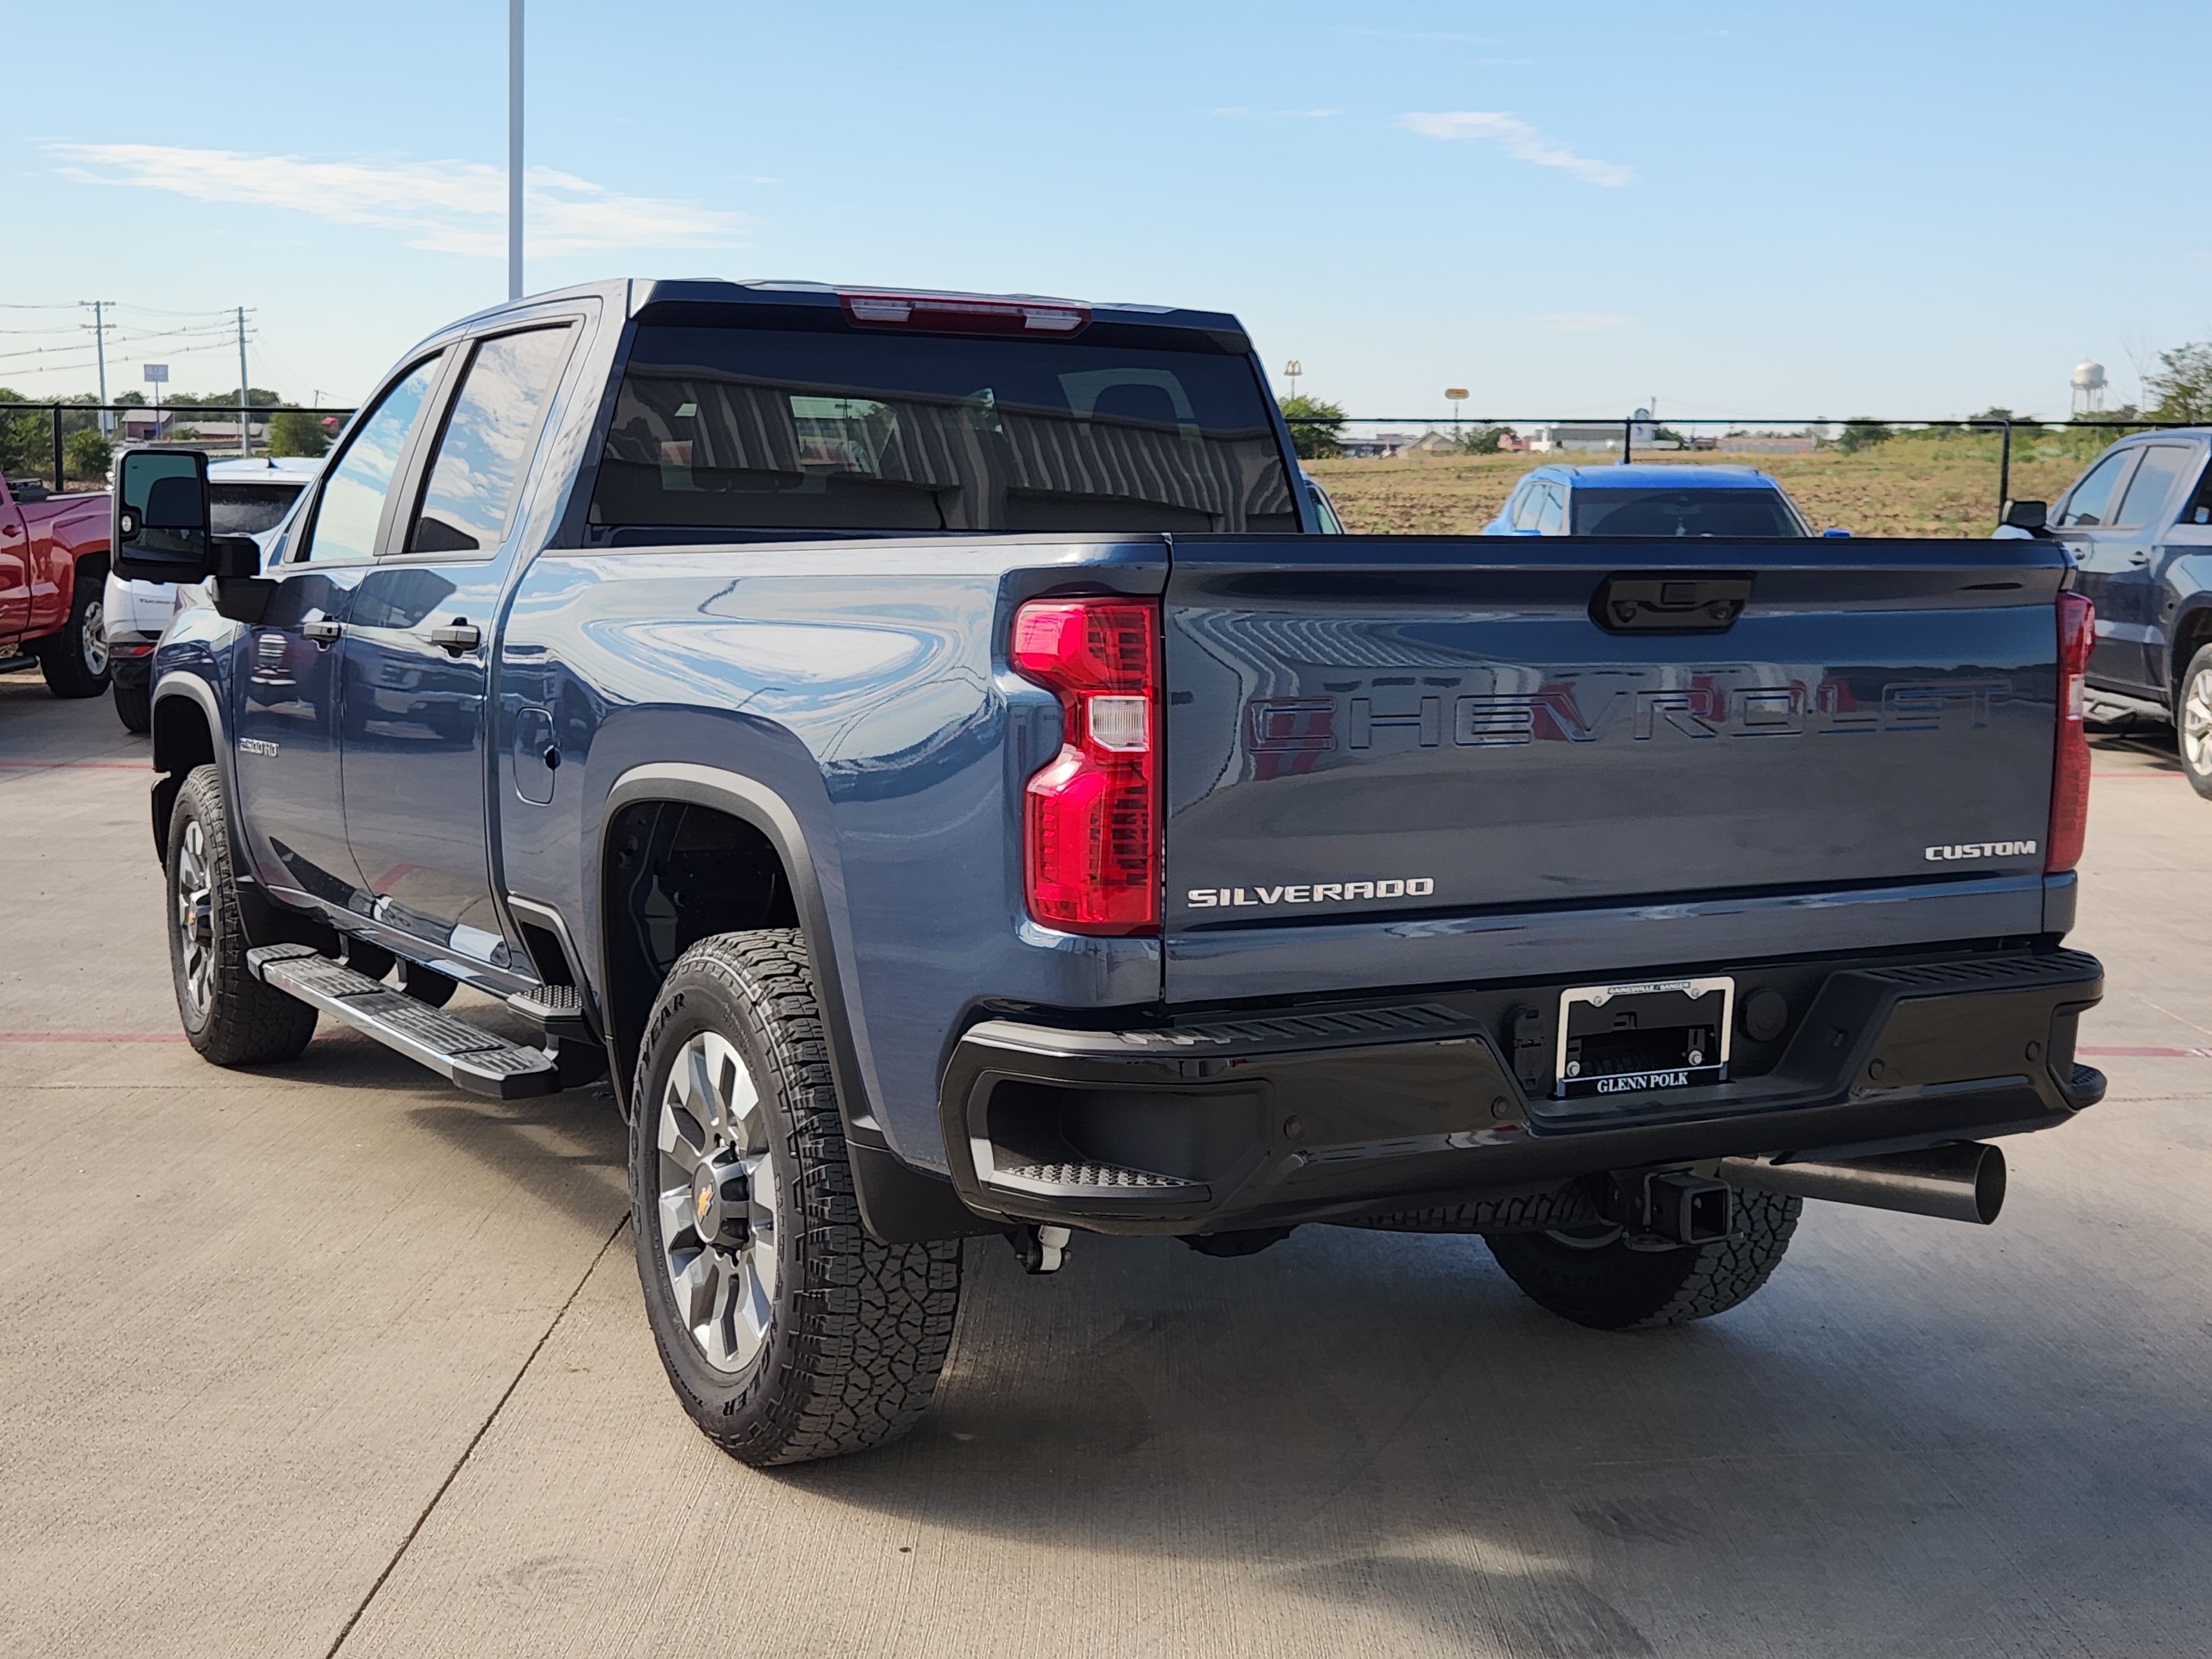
[2072,360,2107,415]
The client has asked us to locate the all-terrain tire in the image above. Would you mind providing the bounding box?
[1483,1187,1802,1331]
[113,680,152,734]
[39,560,111,698]
[630,930,962,1465]
[2177,645,2212,801]
[166,764,319,1066]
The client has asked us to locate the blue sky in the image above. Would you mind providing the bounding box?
[6,0,2207,424]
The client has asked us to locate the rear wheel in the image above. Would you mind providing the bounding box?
[2178,645,2212,800]
[631,930,962,1465]
[166,764,318,1065]
[1483,1188,1802,1331]
[113,680,152,734]
[39,566,111,699]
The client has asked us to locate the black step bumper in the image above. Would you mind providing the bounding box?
[936,948,2105,1235]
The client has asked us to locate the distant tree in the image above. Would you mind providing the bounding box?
[267,406,330,458]
[111,390,147,408]
[1454,423,1511,455]
[63,427,111,484]
[166,425,203,442]
[2146,342,2212,423]
[1837,418,1892,454]
[1279,395,1346,460]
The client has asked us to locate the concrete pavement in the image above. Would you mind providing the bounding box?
[2,667,2208,1658]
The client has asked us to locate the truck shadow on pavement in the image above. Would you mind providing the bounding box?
[770,1214,2212,1655]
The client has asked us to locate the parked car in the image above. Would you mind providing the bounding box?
[1997,432,2212,795]
[104,456,322,733]
[118,278,2101,1468]
[0,474,110,698]
[1483,463,1813,537]
[1304,471,1345,534]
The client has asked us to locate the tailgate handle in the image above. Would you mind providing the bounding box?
[1593,574,1751,633]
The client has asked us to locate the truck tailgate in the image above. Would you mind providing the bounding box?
[1161,535,2067,994]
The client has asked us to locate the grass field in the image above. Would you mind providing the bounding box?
[1306,435,2109,538]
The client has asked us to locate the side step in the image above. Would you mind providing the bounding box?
[248,943,562,1099]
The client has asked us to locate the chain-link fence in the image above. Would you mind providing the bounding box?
[1283,414,2204,518]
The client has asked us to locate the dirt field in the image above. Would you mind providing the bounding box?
[1308,436,2105,539]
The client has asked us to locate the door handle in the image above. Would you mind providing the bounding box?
[302,618,342,645]
[2130,550,2151,566]
[429,618,481,655]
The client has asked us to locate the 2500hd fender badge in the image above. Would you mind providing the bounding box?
[1188,878,1435,909]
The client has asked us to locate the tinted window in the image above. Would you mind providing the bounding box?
[2056,448,2139,529]
[298,358,441,562]
[1571,488,1800,536]
[2183,457,2212,527]
[1535,484,1565,534]
[589,324,1295,536]
[408,327,574,555]
[208,483,305,538]
[2112,444,2193,530]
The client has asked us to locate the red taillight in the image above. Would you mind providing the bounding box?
[841,289,1089,336]
[2047,591,2094,873]
[1011,597,1159,935]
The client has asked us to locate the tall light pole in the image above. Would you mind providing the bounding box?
[508,0,524,301]
[236,306,252,457]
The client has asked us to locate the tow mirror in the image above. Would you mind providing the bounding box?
[112,448,214,583]
[2001,498,2049,533]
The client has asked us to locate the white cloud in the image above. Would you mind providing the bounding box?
[46,143,747,257]
[1533,312,1630,332]
[1395,112,1634,187]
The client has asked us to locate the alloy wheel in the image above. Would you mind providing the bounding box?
[82,599,109,677]
[655,1031,780,1373]
[174,818,214,1018]
[2185,668,2212,775]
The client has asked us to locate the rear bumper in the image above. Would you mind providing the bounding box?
[937,947,2105,1235]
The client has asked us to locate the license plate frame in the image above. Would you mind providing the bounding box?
[1553,976,1734,1100]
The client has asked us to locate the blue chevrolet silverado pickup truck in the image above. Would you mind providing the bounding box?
[112,279,2106,1466]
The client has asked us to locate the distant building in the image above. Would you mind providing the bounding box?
[1524,420,1681,455]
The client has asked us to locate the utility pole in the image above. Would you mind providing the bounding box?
[509,0,524,301]
[236,306,252,457]
[82,300,114,432]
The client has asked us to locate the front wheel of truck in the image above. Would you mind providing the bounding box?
[630,930,963,1465]
[1483,1187,1802,1331]
[165,764,319,1066]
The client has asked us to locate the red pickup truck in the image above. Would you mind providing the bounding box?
[0,475,111,697]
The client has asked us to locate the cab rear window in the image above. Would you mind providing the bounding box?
[1571,488,1802,537]
[208,483,304,538]
[588,324,1296,538]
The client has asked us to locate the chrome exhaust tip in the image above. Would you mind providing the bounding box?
[1720,1142,2006,1226]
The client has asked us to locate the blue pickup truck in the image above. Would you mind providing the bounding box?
[113,279,2105,1466]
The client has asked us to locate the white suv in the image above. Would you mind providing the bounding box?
[105,456,323,732]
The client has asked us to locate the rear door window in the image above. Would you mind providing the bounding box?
[405,327,576,555]
[1535,483,1565,534]
[2056,448,2141,529]
[1509,484,1544,530]
[2111,444,2193,530]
